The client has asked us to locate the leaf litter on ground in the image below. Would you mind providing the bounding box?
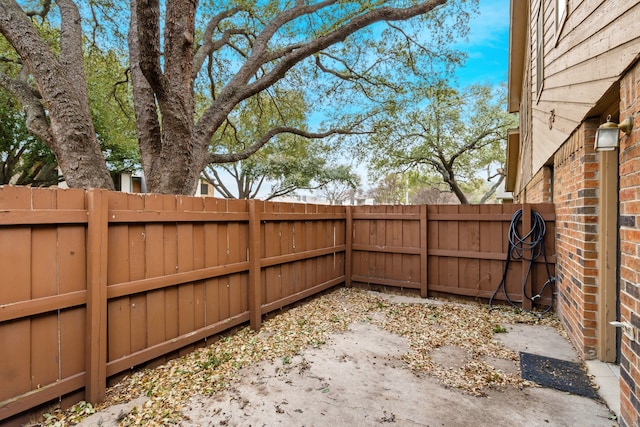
[42,287,562,426]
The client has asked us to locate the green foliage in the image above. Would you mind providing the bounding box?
[84,46,140,174]
[360,82,517,204]
[315,165,361,204]
[0,90,59,186]
[204,90,359,200]
[198,351,232,370]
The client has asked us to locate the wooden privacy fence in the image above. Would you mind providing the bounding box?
[0,187,345,422]
[0,186,555,422]
[347,204,556,309]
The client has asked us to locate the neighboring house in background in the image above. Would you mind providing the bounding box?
[60,172,216,197]
[197,179,215,197]
[495,185,514,203]
[272,194,376,205]
[508,0,640,425]
[112,172,145,193]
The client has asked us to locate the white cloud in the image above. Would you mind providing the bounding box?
[454,0,510,87]
[462,0,510,48]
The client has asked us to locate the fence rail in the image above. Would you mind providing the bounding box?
[0,187,555,423]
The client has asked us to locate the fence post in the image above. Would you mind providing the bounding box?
[248,200,262,331]
[420,205,428,298]
[521,203,533,311]
[345,206,353,288]
[85,189,109,403]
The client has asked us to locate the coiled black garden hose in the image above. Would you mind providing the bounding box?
[488,208,556,317]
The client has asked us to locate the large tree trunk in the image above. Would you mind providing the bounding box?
[130,0,205,195]
[437,162,469,204]
[0,0,114,190]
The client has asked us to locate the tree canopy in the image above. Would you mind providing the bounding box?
[202,89,360,199]
[0,0,476,195]
[359,83,515,204]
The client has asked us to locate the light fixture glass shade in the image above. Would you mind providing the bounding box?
[595,126,620,151]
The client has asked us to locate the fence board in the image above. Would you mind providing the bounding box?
[373,206,384,280]
[280,204,293,302]
[249,201,262,330]
[293,203,306,295]
[60,308,86,381]
[264,202,281,305]
[309,205,319,291]
[85,190,108,402]
[177,196,196,357]
[354,208,367,280]
[30,192,58,394]
[446,206,460,289]
[227,223,243,319]
[193,223,207,335]
[216,215,231,322]
[202,199,219,335]
[235,200,250,318]
[144,195,167,357]
[129,218,147,356]
[406,205,421,286]
[162,197,180,361]
[204,221,221,328]
[0,188,32,403]
[390,205,401,283]
[107,226,131,362]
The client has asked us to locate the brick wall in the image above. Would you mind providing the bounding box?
[515,122,600,360]
[618,60,640,427]
[523,166,553,203]
[551,121,600,360]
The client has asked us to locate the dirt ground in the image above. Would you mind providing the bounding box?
[75,293,617,427]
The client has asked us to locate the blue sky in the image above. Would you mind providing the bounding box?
[454,0,510,87]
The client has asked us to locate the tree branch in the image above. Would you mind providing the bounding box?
[195,0,447,149]
[242,1,447,99]
[314,52,401,100]
[448,127,502,165]
[0,71,53,146]
[203,167,235,198]
[479,173,505,204]
[193,6,246,77]
[128,0,162,171]
[135,0,166,100]
[57,0,91,117]
[25,0,51,19]
[206,126,369,164]
[249,175,266,199]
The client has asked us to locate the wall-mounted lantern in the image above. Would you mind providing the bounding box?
[595,115,633,151]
